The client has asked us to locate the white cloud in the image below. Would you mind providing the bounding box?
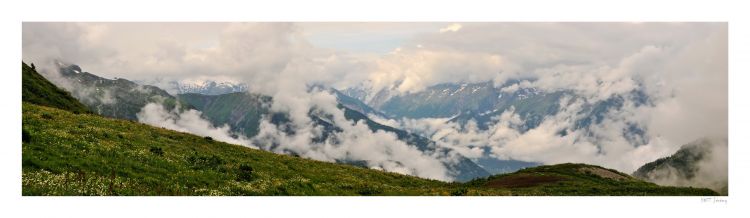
[252,89,451,181]
[136,103,255,148]
[368,48,515,93]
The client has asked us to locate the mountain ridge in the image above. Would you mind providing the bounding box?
[136,79,249,95]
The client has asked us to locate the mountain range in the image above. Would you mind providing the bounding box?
[343,80,650,134]
[25,62,727,193]
[136,79,249,95]
[21,61,721,195]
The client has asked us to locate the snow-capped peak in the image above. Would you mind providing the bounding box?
[174,79,248,95]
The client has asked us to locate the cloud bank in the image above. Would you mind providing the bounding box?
[137,103,255,147]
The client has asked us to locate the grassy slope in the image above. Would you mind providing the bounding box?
[465,163,717,196]
[22,103,718,196]
[22,103,454,196]
[22,62,90,114]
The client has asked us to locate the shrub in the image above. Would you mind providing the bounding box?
[204,136,213,141]
[22,129,31,143]
[451,187,468,196]
[149,146,164,156]
[237,164,254,182]
[357,185,382,196]
[72,142,87,150]
[187,153,224,169]
[41,113,53,119]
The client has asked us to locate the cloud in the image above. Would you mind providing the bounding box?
[136,102,255,148]
[251,89,450,181]
[346,23,726,100]
[368,48,515,93]
[418,23,722,70]
[439,23,462,33]
[22,23,117,68]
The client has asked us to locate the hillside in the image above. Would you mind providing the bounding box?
[466,163,717,196]
[22,62,89,114]
[22,103,717,196]
[22,102,447,195]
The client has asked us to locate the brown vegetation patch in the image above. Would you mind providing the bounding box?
[579,167,629,180]
[486,174,567,188]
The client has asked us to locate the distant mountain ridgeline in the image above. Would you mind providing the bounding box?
[52,63,191,120]
[343,80,651,134]
[341,80,559,120]
[136,78,249,96]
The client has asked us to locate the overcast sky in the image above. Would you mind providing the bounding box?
[22,23,725,90]
[22,22,442,80]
